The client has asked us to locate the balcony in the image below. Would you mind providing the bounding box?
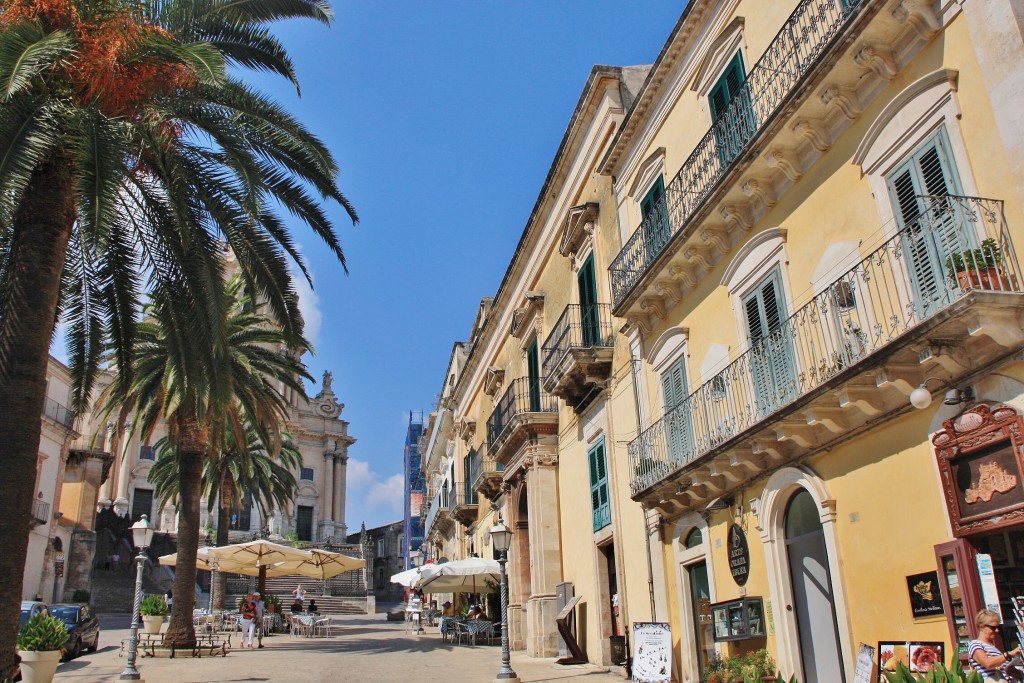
[423,485,454,539]
[630,196,1024,512]
[42,397,75,430]
[470,448,504,499]
[542,304,615,412]
[608,0,943,320]
[486,377,559,465]
[451,486,479,527]
[30,498,50,527]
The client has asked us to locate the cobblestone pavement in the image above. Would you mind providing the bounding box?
[51,613,628,683]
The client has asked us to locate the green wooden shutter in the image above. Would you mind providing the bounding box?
[661,356,693,465]
[527,339,541,412]
[641,176,669,261]
[744,270,796,416]
[887,129,969,312]
[710,52,754,164]
[578,254,600,346]
[589,440,611,531]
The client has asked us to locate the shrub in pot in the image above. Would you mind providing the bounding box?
[140,595,168,635]
[17,613,68,683]
[70,589,90,604]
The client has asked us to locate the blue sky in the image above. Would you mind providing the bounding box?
[269,2,688,531]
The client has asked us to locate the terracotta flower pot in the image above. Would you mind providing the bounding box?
[18,650,62,683]
[956,266,1005,291]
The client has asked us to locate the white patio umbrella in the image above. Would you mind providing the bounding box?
[271,548,365,580]
[417,557,500,594]
[205,539,315,566]
[389,563,441,588]
[158,547,262,576]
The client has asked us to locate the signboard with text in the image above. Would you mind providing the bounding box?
[632,622,671,683]
[728,524,750,586]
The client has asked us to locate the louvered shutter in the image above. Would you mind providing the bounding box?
[641,176,669,259]
[578,254,599,346]
[745,271,795,416]
[710,53,753,164]
[589,441,611,531]
[661,357,693,465]
[887,130,968,313]
[527,339,541,411]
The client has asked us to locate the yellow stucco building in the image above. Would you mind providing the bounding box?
[421,0,1024,680]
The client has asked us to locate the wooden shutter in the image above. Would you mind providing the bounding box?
[578,254,600,346]
[527,339,541,411]
[589,440,611,531]
[744,271,795,416]
[641,176,669,259]
[661,357,693,464]
[887,130,968,312]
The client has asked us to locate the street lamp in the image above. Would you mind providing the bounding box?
[120,514,154,681]
[490,517,519,683]
[409,550,424,633]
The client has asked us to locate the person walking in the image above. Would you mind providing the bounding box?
[970,609,1022,682]
[291,584,306,608]
[253,592,266,648]
[241,592,257,649]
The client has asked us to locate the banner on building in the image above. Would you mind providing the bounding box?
[632,622,671,683]
[410,493,423,518]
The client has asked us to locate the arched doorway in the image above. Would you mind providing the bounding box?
[785,489,845,683]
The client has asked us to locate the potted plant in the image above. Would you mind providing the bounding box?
[263,593,280,614]
[945,238,1005,291]
[140,595,167,635]
[17,613,68,683]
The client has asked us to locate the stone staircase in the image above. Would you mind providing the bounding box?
[225,575,369,615]
[89,565,165,613]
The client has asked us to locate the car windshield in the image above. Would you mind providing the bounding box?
[48,606,79,624]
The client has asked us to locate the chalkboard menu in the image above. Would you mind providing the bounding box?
[729,524,750,586]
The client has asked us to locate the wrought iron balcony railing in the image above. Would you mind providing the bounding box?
[486,377,558,452]
[423,484,452,536]
[629,196,1021,495]
[470,448,504,492]
[541,304,615,378]
[42,396,75,430]
[610,0,864,307]
[31,499,50,526]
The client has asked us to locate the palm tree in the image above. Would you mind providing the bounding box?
[103,275,312,644]
[148,424,303,608]
[0,0,354,669]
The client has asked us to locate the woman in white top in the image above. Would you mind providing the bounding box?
[970,609,1022,682]
[291,584,305,606]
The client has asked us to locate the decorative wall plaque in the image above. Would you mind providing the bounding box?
[728,523,750,586]
[932,405,1024,537]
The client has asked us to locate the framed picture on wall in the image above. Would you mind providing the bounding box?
[909,642,944,673]
[906,572,944,618]
[878,642,910,681]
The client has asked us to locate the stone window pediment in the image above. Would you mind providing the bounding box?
[510,292,545,339]
[483,367,505,397]
[559,203,599,259]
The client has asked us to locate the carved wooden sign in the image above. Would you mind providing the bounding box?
[932,405,1024,537]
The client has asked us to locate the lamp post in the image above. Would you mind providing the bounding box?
[490,517,519,683]
[120,514,154,681]
[409,550,424,634]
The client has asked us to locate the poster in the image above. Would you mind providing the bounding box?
[853,643,875,683]
[978,553,1003,620]
[632,622,671,683]
[906,571,944,618]
[877,641,944,680]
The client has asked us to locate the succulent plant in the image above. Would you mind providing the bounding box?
[17,614,68,652]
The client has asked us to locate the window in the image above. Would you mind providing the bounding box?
[139,445,155,461]
[578,253,601,346]
[886,128,969,314]
[527,339,541,412]
[300,467,314,481]
[710,52,755,164]
[131,489,153,523]
[589,439,611,531]
[661,356,693,463]
[376,539,384,556]
[641,176,669,258]
[743,269,796,416]
[296,505,314,542]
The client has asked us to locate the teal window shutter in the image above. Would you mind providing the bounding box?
[589,440,611,531]
[641,176,669,261]
[661,356,693,465]
[710,52,755,164]
[743,269,796,416]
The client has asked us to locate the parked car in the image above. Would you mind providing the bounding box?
[18,601,48,626]
[48,604,99,661]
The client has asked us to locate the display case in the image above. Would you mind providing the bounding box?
[935,539,984,663]
[710,598,765,642]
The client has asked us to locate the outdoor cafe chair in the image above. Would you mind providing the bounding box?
[313,617,341,637]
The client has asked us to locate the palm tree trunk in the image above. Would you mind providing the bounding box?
[0,153,77,679]
[164,444,203,646]
[213,477,232,610]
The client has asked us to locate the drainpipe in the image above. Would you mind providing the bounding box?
[627,348,657,621]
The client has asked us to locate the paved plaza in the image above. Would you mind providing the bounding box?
[50,613,626,683]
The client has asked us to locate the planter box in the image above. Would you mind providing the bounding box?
[142,615,164,635]
[18,650,61,683]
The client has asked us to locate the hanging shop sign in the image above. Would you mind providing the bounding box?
[728,524,750,586]
[906,571,944,618]
[631,622,671,683]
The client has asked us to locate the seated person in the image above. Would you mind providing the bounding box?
[442,600,455,616]
[307,599,319,615]
[290,599,303,613]
[468,606,484,620]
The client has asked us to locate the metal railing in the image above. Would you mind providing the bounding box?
[542,304,615,378]
[486,377,558,452]
[31,498,50,524]
[470,448,504,492]
[42,396,75,429]
[629,196,1021,495]
[610,0,865,306]
[423,483,452,536]
[452,488,479,508]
